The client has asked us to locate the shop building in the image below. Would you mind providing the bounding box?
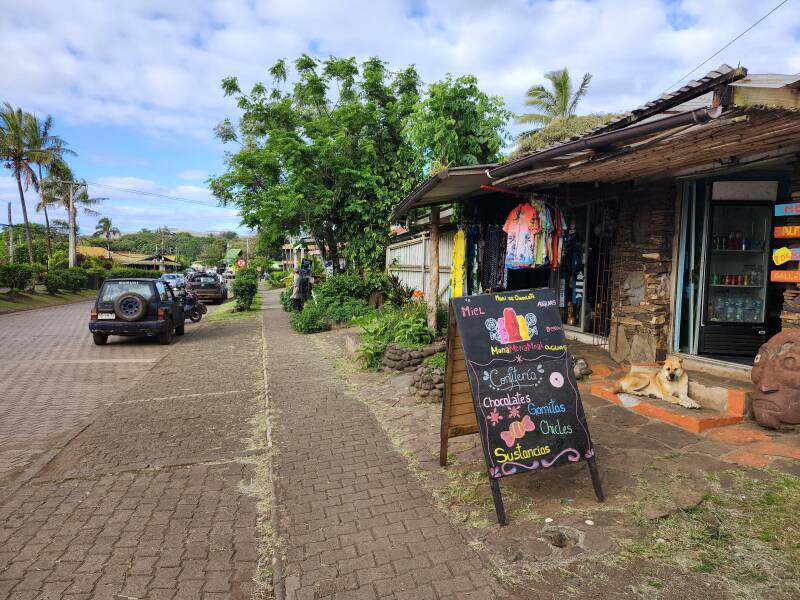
[392,65,800,370]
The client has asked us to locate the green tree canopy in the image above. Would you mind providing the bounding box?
[405,74,512,171]
[211,55,422,272]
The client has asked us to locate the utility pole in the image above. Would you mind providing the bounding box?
[245,236,250,263]
[68,182,77,267]
[7,203,13,264]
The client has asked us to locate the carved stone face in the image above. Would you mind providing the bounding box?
[751,331,800,429]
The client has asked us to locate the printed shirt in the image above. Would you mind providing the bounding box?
[503,203,539,268]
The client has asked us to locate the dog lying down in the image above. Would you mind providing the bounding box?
[613,356,701,409]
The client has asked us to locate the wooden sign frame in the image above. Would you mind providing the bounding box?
[440,297,604,525]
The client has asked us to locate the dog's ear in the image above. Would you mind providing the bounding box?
[657,360,665,366]
[677,358,684,366]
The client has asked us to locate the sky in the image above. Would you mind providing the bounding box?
[1,0,799,234]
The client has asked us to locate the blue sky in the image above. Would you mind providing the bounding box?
[2,0,799,234]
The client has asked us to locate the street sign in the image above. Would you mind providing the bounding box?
[237,258,246,268]
[444,288,603,524]
[775,202,800,217]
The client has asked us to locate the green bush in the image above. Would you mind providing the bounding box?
[291,303,330,334]
[352,301,434,368]
[61,267,88,291]
[237,266,258,282]
[42,271,66,294]
[325,299,374,324]
[0,264,35,292]
[232,277,257,311]
[280,287,293,312]
[107,267,161,279]
[423,351,446,371]
[47,250,68,270]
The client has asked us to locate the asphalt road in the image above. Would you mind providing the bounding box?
[0,299,189,495]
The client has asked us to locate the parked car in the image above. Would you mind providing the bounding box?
[186,272,226,304]
[160,272,185,290]
[89,278,184,346]
[223,270,235,280]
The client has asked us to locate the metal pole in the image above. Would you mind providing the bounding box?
[7,203,13,264]
[68,183,77,267]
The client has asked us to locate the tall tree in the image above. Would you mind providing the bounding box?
[406,74,512,170]
[211,55,422,272]
[0,103,40,263]
[27,115,74,257]
[517,68,592,127]
[94,217,120,257]
[405,74,511,328]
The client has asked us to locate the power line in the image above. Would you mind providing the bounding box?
[663,0,791,94]
[85,181,220,208]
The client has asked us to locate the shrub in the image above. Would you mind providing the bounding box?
[313,273,371,306]
[107,267,161,279]
[0,264,35,292]
[352,301,434,367]
[325,299,374,324]
[47,250,68,270]
[232,277,257,311]
[280,287,293,312]
[393,316,434,347]
[291,303,329,334]
[61,267,88,291]
[42,271,66,294]
[423,351,446,371]
[237,266,258,282]
[30,262,47,283]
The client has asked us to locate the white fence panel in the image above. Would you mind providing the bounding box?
[386,230,454,300]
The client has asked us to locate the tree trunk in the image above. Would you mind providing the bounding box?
[68,185,77,268]
[427,206,440,331]
[15,172,35,264]
[6,202,13,264]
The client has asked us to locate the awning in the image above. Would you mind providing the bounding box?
[391,164,496,220]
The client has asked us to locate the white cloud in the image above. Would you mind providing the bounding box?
[1,0,798,139]
[0,175,247,234]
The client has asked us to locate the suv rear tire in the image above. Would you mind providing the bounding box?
[175,322,185,336]
[158,326,174,345]
[92,333,108,346]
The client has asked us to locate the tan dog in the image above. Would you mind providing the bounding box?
[613,357,700,409]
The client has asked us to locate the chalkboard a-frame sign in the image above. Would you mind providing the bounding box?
[442,288,604,525]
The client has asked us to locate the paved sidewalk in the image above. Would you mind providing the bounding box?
[0,315,267,599]
[264,291,506,600]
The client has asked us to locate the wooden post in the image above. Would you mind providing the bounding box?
[427,206,440,331]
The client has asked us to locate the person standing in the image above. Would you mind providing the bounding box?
[291,268,304,311]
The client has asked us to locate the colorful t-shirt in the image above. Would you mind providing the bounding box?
[503,203,538,268]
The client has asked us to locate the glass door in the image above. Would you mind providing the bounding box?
[705,203,770,326]
[558,205,589,330]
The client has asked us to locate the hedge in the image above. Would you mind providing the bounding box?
[107,267,162,279]
[0,264,35,292]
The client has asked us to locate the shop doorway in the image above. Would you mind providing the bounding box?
[558,200,617,342]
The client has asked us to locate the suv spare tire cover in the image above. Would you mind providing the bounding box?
[114,292,147,322]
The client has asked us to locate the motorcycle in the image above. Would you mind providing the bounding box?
[179,290,207,323]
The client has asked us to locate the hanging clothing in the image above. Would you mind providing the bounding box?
[503,203,539,269]
[466,225,481,294]
[451,228,466,297]
[481,224,506,292]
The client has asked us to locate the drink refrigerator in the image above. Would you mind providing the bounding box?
[699,200,772,357]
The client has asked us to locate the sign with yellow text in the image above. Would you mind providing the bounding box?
[774,226,800,239]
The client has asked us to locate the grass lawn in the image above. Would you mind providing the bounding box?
[0,289,97,315]
[205,292,262,321]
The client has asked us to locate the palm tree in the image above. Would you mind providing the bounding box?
[26,115,74,257]
[517,68,592,128]
[0,103,40,263]
[94,217,120,258]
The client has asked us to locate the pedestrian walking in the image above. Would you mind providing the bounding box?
[291,268,304,311]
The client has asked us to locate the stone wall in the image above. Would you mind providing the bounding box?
[608,182,676,363]
[382,341,446,372]
[408,365,445,402]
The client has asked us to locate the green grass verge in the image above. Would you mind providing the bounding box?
[205,292,262,321]
[625,471,800,595]
[0,289,97,315]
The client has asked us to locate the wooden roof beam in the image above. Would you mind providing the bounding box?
[733,85,800,110]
